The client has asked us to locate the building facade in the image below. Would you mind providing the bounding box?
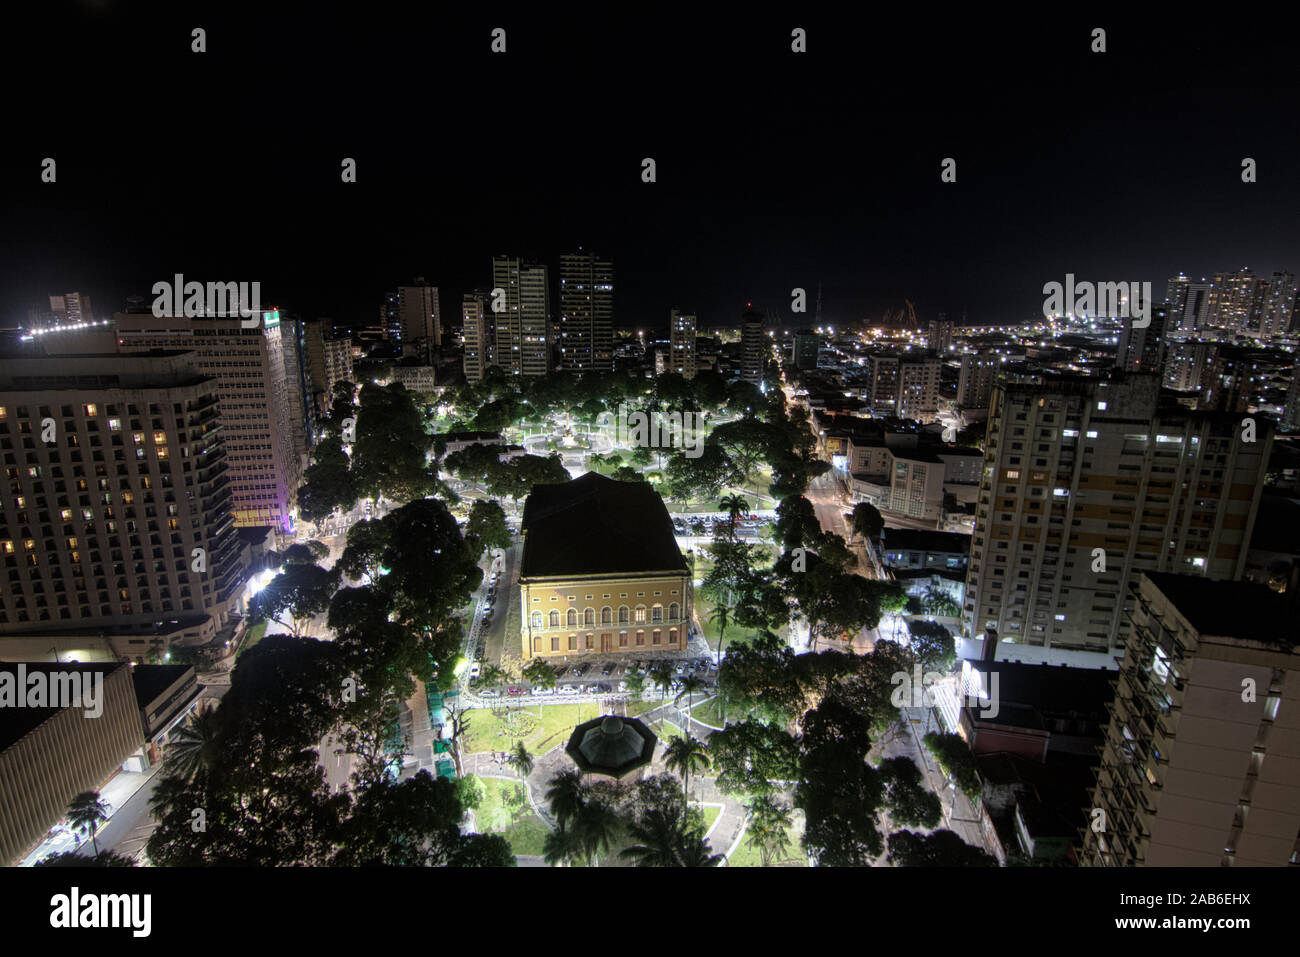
[518,474,691,658]
[965,373,1270,654]
[1084,573,1300,866]
[492,256,552,377]
[669,309,697,379]
[0,353,245,654]
[558,251,614,373]
[114,309,303,533]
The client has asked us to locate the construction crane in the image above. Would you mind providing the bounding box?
[905,299,919,329]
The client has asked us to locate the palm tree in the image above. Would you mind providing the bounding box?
[718,494,749,538]
[743,794,793,867]
[674,674,707,737]
[164,706,222,782]
[649,661,675,732]
[66,791,111,857]
[620,806,723,867]
[506,741,533,803]
[708,602,731,669]
[572,799,621,867]
[545,770,587,832]
[542,826,585,867]
[663,735,710,810]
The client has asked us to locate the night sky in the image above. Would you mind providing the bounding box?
[4,4,1299,333]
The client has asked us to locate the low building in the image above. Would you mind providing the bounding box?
[880,528,971,571]
[0,662,145,865]
[518,473,692,657]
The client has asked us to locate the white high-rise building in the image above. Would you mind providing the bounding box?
[114,308,304,535]
[492,257,551,377]
[669,309,697,379]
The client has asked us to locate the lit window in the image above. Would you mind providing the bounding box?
[84,404,97,417]
[1097,401,1107,410]
[108,418,121,431]
[0,541,12,554]
[1062,429,1078,438]
[1053,488,1068,497]
[1192,557,1205,568]
[153,431,167,444]
[1005,470,1020,479]
[1086,430,1099,438]
[1055,614,1066,621]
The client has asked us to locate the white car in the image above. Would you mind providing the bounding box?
[469,662,481,679]
[533,686,555,696]
[617,681,629,692]
[556,685,580,697]
[479,688,501,698]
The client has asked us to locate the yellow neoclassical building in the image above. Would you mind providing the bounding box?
[518,473,693,658]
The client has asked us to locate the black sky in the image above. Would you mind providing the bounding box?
[3,3,1299,334]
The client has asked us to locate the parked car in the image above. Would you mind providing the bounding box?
[618,681,629,692]
[507,686,524,697]
[469,662,481,679]
[557,685,580,697]
[479,688,501,698]
[601,662,614,675]
[533,686,555,696]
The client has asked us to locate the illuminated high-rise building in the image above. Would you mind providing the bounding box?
[492,256,551,377]
[669,309,697,379]
[559,251,614,372]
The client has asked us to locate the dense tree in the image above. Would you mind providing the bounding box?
[663,735,710,809]
[351,382,435,503]
[887,829,997,867]
[795,697,885,866]
[37,849,137,867]
[253,561,341,639]
[297,436,358,523]
[707,720,801,797]
[907,619,957,672]
[66,791,110,856]
[774,495,821,551]
[851,502,884,543]
[463,499,511,558]
[924,732,982,800]
[878,756,943,829]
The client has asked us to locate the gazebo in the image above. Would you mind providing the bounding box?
[565,714,658,779]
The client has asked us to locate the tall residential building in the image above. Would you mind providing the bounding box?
[25,293,95,335]
[793,331,821,371]
[1170,279,1212,336]
[1115,305,1169,374]
[462,290,494,383]
[303,321,354,422]
[928,316,954,354]
[1084,572,1300,866]
[398,279,442,353]
[114,309,304,533]
[669,309,697,379]
[558,251,614,372]
[1283,364,1300,432]
[1163,339,1218,394]
[1258,271,1296,340]
[0,353,245,655]
[492,256,552,377]
[740,308,766,384]
[866,353,901,414]
[958,353,999,409]
[896,353,942,422]
[965,373,1270,654]
[1200,345,1268,413]
[1206,268,1261,333]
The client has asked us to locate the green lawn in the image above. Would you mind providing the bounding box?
[462,702,604,755]
[236,621,267,660]
[475,776,549,856]
[695,595,786,652]
[690,696,740,729]
[695,804,722,833]
[727,822,806,867]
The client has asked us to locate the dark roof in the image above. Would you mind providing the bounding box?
[520,473,686,578]
[881,528,972,554]
[938,446,983,457]
[565,714,657,777]
[130,664,192,708]
[1248,494,1300,556]
[1144,573,1296,648]
[964,659,1115,719]
[0,662,125,752]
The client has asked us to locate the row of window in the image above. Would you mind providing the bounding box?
[535,629,679,652]
[530,603,681,628]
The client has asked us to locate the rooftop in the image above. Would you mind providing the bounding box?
[520,472,686,579]
[1143,572,1296,649]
